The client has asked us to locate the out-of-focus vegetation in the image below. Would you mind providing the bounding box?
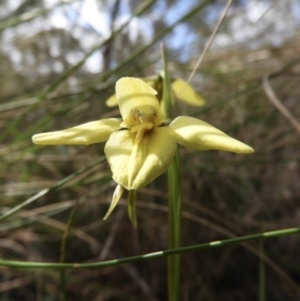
[0,0,300,300]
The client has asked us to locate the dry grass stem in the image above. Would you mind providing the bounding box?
[263,74,300,134]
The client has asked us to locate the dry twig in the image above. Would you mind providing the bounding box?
[263,74,300,134]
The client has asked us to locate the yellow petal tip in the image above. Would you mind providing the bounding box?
[105,94,118,107]
[242,146,255,154]
[32,133,46,145]
[103,185,124,220]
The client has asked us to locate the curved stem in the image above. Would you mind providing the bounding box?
[0,228,298,269]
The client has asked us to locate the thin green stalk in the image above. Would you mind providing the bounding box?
[0,3,71,32]
[258,192,266,301]
[259,239,266,301]
[128,190,137,227]
[161,45,182,301]
[59,201,78,301]
[167,152,182,301]
[0,227,298,269]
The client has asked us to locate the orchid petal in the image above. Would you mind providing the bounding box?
[32,118,122,145]
[105,94,118,107]
[171,116,254,154]
[116,77,163,128]
[172,79,205,106]
[104,127,177,190]
[105,79,158,108]
[103,184,124,220]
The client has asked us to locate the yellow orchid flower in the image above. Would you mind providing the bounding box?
[32,77,253,221]
[105,76,205,108]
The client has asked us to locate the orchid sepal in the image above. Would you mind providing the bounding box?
[32,118,122,145]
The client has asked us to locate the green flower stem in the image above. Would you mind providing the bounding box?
[161,45,182,301]
[59,201,78,301]
[0,227,298,269]
[167,151,182,301]
[128,190,137,227]
[259,239,266,301]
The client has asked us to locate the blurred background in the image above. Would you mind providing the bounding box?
[0,0,300,300]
